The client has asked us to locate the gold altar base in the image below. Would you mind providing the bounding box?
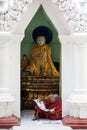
[21,71,59,109]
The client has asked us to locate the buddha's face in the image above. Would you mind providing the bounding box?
[36,36,46,46]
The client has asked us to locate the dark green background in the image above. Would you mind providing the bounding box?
[21,5,61,63]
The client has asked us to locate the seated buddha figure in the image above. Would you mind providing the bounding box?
[26,26,59,76]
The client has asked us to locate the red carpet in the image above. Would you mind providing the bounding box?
[0,115,20,129]
[62,115,87,129]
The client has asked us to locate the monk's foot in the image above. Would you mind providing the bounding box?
[32,117,37,121]
[32,116,39,121]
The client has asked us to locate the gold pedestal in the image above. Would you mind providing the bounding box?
[21,71,59,109]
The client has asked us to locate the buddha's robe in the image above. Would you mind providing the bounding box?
[34,99,62,120]
[26,43,59,76]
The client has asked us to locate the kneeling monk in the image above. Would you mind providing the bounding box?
[33,94,62,120]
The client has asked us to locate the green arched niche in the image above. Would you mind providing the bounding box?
[21,5,61,64]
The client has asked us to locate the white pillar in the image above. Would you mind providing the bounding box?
[68,42,87,118]
[59,35,76,117]
[59,34,87,118]
[8,34,24,118]
[0,33,24,118]
[0,33,15,117]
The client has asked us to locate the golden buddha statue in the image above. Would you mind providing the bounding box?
[26,26,59,76]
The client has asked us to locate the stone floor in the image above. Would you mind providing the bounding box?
[0,110,87,130]
[13,110,72,130]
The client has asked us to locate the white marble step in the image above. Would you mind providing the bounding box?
[12,110,87,130]
[13,110,72,130]
[13,125,72,130]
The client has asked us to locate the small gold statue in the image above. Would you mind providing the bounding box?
[21,54,28,70]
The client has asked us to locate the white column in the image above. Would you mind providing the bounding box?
[59,35,76,117]
[0,33,15,117]
[68,42,87,118]
[0,33,24,118]
[8,34,24,118]
[0,44,9,88]
[59,34,87,118]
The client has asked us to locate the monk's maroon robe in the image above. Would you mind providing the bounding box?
[34,99,62,120]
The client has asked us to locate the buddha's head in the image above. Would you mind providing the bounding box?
[32,26,53,45]
[36,35,46,46]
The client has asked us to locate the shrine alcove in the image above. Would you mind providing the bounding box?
[21,5,61,110]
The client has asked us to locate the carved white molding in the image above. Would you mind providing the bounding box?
[0,0,33,31]
[0,0,8,14]
[0,0,87,32]
[55,0,87,32]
